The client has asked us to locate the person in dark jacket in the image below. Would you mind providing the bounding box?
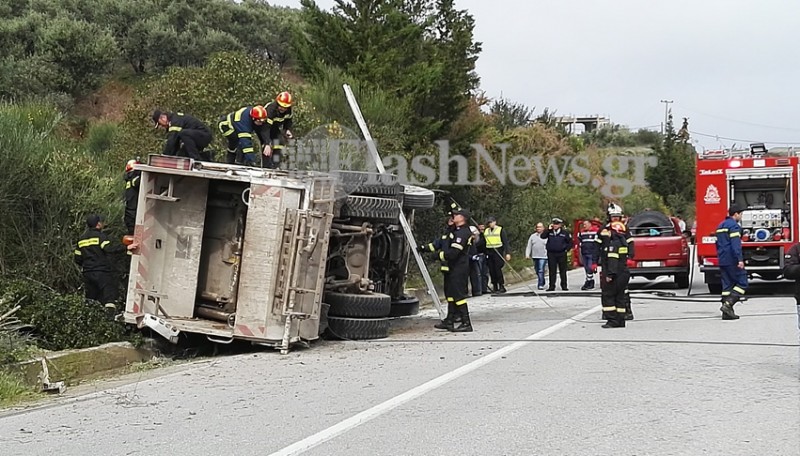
[468,225,484,297]
[123,159,141,235]
[541,217,573,291]
[74,215,137,312]
[261,92,295,169]
[716,203,747,320]
[599,221,631,328]
[782,243,800,338]
[217,105,269,166]
[578,220,600,290]
[420,215,459,329]
[153,110,213,161]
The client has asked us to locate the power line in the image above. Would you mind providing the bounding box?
[688,130,800,146]
[676,103,800,132]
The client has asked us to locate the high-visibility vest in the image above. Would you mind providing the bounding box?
[484,226,503,249]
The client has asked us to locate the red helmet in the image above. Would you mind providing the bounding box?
[276,91,293,108]
[251,105,267,121]
[125,159,139,172]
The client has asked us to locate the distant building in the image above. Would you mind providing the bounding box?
[555,115,611,134]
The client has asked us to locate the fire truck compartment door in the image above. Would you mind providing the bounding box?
[726,167,792,180]
[234,183,304,339]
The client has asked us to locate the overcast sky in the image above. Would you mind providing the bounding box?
[269,0,800,151]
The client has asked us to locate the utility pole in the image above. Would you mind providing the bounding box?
[660,99,673,134]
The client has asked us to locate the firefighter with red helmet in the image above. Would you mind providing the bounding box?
[217,105,270,166]
[261,91,295,170]
[123,159,141,235]
[715,203,748,320]
[599,220,631,328]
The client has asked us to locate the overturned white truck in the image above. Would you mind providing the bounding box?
[123,155,435,353]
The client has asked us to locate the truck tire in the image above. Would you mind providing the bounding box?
[674,272,690,289]
[340,195,401,224]
[628,211,674,233]
[332,171,401,198]
[389,296,420,317]
[401,185,436,210]
[325,316,390,340]
[325,291,391,318]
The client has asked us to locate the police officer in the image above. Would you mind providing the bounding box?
[483,216,510,294]
[442,208,474,332]
[716,203,747,320]
[578,220,600,290]
[74,214,137,315]
[599,221,630,328]
[261,92,295,169]
[123,159,141,235]
[152,110,213,161]
[541,217,573,291]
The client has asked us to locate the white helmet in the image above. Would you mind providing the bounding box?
[607,202,623,217]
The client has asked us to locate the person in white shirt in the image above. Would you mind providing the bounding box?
[525,222,549,290]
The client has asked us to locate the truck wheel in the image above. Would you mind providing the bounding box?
[340,195,401,224]
[707,283,722,294]
[324,291,391,318]
[332,171,401,198]
[324,316,390,340]
[389,296,420,317]
[674,273,690,289]
[401,185,435,210]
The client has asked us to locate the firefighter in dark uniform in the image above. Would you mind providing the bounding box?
[442,208,474,332]
[74,215,137,315]
[217,105,269,166]
[484,216,510,294]
[152,110,213,161]
[715,204,747,320]
[578,220,600,290]
[123,159,141,235]
[420,215,458,329]
[599,203,635,320]
[261,92,295,169]
[781,243,800,336]
[468,226,484,297]
[599,221,630,328]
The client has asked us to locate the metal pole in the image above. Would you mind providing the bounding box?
[342,84,446,320]
[660,99,673,134]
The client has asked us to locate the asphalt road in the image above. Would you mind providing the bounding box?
[1,262,798,456]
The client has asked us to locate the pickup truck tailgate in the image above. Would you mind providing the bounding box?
[630,236,686,266]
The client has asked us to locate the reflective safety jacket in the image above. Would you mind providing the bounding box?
[124,170,140,211]
[601,231,630,277]
[218,107,269,155]
[74,228,126,273]
[162,112,211,155]
[483,225,508,254]
[715,216,743,266]
[579,229,600,259]
[264,101,293,134]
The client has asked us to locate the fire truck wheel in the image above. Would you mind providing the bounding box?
[674,273,690,289]
[324,291,392,318]
[389,296,420,317]
[401,185,435,210]
[323,316,390,340]
[331,171,402,198]
[339,195,401,224]
[707,283,722,294]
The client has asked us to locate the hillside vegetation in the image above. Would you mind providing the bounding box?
[0,0,695,365]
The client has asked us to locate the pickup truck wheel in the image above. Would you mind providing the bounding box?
[401,185,435,210]
[389,296,420,317]
[324,316,390,340]
[340,195,401,224]
[332,171,401,198]
[707,283,722,294]
[325,291,392,318]
[674,273,690,289]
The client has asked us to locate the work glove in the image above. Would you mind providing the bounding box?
[417,244,428,253]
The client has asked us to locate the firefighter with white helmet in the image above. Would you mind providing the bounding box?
[599,220,631,328]
[598,202,635,321]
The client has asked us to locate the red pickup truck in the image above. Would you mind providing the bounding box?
[572,211,690,288]
[626,210,691,288]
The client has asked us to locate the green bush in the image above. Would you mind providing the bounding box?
[86,122,119,154]
[0,278,129,351]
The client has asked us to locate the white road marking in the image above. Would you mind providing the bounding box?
[268,304,601,456]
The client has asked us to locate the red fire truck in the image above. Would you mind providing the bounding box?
[695,143,797,293]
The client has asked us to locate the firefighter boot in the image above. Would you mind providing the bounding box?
[451,304,473,332]
[720,297,740,320]
[435,301,456,330]
[602,314,626,328]
[581,279,595,291]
